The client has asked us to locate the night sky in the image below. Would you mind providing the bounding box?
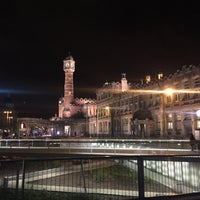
[1,1,200,119]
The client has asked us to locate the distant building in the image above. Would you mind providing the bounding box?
[17,118,52,138]
[0,95,17,138]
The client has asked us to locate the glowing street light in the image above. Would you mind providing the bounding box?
[3,110,13,135]
[3,111,12,119]
[196,110,200,117]
[164,88,174,96]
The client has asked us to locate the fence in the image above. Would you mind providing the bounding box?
[1,154,200,200]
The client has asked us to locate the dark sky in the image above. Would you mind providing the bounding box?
[1,1,200,119]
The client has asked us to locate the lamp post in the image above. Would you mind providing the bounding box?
[160,88,173,137]
[96,107,98,137]
[105,106,115,138]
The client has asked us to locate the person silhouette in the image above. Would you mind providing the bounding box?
[190,133,196,151]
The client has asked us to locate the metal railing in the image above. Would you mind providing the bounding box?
[0,138,193,158]
[0,138,191,150]
[1,154,200,200]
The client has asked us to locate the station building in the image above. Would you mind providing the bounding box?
[52,54,200,139]
[20,54,200,139]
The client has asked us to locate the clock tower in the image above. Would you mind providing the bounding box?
[63,55,75,106]
[58,54,75,118]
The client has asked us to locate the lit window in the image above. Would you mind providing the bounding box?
[197,120,200,129]
[168,122,173,129]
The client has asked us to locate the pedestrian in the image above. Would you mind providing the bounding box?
[190,133,196,151]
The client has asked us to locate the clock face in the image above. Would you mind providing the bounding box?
[64,62,75,70]
[70,63,74,67]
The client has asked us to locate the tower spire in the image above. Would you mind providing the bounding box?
[65,51,73,61]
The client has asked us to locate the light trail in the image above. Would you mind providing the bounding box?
[104,88,200,94]
[127,89,200,94]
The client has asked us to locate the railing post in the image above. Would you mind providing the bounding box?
[80,160,87,193]
[69,142,71,153]
[137,156,145,199]
[22,160,26,200]
[90,141,93,153]
[15,161,20,200]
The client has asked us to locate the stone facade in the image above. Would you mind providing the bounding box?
[88,65,200,139]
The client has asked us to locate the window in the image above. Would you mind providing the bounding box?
[168,122,173,129]
[184,81,190,89]
[177,114,181,120]
[194,77,200,88]
[174,93,180,102]
[166,95,172,103]
[176,121,181,130]
[197,120,200,129]
[122,118,128,132]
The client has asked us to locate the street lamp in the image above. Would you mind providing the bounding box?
[4,111,12,119]
[96,106,99,137]
[196,110,200,118]
[164,88,173,96]
[3,111,13,135]
[105,106,114,137]
[105,106,115,138]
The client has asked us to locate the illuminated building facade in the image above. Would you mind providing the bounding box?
[88,73,133,137]
[88,65,200,139]
[56,55,200,138]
